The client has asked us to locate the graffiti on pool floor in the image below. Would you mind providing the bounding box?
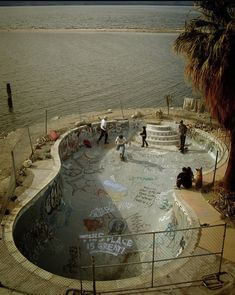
[79,232,133,256]
[108,218,126,235]
[129,176,155,182]
[89,205,116,218]
[83,218,103,231]
[62,152,104,196]
[134,186,158,207]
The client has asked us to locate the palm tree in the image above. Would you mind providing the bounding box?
[173,0,235,191]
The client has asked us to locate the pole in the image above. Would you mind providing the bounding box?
[45,109,48,136]
[11,150,17,187]
[78,239,83,293]
[92,256,96,295]
[119,98,124,119]
[151,232,156,287]
[27,126,34,155]
[212,150,219,186]
[218,223,227,278]
[6,83,13,111]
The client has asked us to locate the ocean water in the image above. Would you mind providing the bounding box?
[0,5,198,133]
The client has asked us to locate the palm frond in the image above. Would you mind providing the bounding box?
[173,0,235,129]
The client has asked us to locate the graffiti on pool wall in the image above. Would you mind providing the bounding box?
[44,177,63,214]
[63,246,79,274]
[59,131,80,161]
[126,212,150,233]
[19,218,53,263]
[79,232,133,256]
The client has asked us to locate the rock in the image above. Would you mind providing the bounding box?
[0,177,10,197]
[50,116,60,121]
[44,152,52,159]
[74,120,87,127]
[23,159,33,168]
[131,111,143,119]
[106,109,112,114]
[10,195,17,202]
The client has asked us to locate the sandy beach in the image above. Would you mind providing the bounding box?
[0,28,184,33]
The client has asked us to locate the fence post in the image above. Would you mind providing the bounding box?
[218,223,227,278]
[6,83,13,111]
[212,150,219,186]
[45,109,48,136]
[151,232,156,288]
[27,126,34,155]
[11,150,17,187]
[78,239,83,293]
[119,98,124,119]
[92,256,96,295]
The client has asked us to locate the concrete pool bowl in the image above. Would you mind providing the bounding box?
[8,119,228,292]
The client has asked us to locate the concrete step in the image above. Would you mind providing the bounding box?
[148,135,179,141]
[148,130,177,137]
[147,124,172,132]
[147,139,179,146]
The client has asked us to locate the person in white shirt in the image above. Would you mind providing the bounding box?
[115,134,127,159]
[97,116,109,144]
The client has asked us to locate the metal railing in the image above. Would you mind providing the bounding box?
[66,223,226,295]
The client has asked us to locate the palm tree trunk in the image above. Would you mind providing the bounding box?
[223,127,235,192]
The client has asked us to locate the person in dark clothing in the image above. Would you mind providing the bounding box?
[187,167,194,182]
[140,126,148,147]
[176,167,192,189]
[178,120,187,152]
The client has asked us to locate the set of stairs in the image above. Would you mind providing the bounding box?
[146,123,179,146]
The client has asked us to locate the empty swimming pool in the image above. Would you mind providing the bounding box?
[13,120,219,281]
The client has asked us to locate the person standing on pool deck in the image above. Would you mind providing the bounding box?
[140,126,148,147]
[97,116,109,144]
[178,120,187,152]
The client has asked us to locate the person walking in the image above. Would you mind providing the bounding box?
[140,126,148,147]
[178,120,187,152]
[97,116,109,144]
[115,134,127,160]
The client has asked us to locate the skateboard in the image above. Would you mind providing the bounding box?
[120,154,126,161]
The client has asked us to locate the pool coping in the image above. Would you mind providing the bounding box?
[0,120,230,294]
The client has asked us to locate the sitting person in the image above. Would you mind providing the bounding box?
[176,167,193,189]
[187,166,194,181]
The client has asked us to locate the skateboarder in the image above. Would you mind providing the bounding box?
[115,134,127,160]
[140,126,148,147]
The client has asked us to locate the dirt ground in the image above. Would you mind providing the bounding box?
[0,106,228,216]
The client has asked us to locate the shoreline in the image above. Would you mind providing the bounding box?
[0,27,184,33]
